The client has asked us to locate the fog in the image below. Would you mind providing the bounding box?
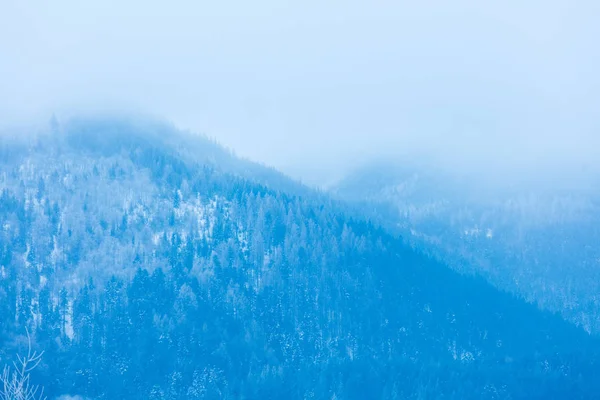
[1,0,599,187]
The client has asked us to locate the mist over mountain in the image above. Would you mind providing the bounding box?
[3,0,600,398]
[3,0,600,185]
[332,159,600,333]
[1,117,599,399]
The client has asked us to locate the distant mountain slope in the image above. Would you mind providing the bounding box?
[1,117,599,399]
[332,160,600,334]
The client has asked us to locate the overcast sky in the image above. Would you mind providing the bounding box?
[1,0,599,186]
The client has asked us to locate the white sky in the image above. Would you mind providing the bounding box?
[1,0,599,186]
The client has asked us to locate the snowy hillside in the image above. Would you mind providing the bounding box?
[333,160,600,333]
[1,117,599,399]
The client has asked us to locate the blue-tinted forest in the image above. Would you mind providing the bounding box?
[1,119,599,399]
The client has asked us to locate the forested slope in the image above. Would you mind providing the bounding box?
[0,118,598,399]
[333,161,600,333]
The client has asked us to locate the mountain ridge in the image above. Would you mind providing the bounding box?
[331,160,600,334]
[1,116,599,399]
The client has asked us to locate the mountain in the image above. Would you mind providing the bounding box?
[1,117,599,399]
[332,160,600,334]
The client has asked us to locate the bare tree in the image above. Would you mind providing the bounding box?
[0,329,46,400]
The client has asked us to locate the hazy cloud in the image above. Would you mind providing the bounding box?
[1,0,599,186]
